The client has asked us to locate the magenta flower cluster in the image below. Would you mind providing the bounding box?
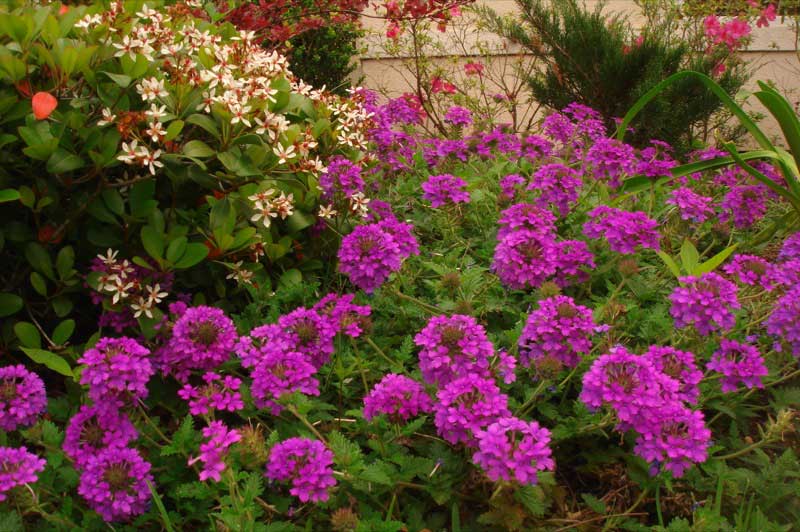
[422,173,470,207]
[708,339,768,392]
[188,421,242,482]
[722,254,771,288]
[528,163,582,216]
[518,296,601,369]
[719,184,768,229]
[667,186,714,223]
[434,373,511,446]
[338,221,418,293]
[178,372,244,416]
[584,138,637,188]
[444,105,473,127]
[473,417,554,484]
[583,206,661,255]
[0,364,47,431]
[766,287,800,357]
[64,405,138,468]
[0,446,46,502]
[414,314,495,385]
[265,438,336,502]
[77,447,154,522]
[78,337,154,403]
[320,155,365,199]
[363,373,432,422]
[669,273,740,335]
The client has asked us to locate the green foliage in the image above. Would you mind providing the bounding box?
[287,24,363,95]
[481,0,747,152]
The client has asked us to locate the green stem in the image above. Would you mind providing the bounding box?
[515,380,549,416]
[365,337,401,369]
[287,405,327,443]
[655,483,664,527]
[391,288,441,314]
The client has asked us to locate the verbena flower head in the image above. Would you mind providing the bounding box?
[414,314,496,386]
[518,296,598,369]
[422,174,470,207]
[64,405,138,469]
[583,206,661,255]
[666,187,714,223]
[249,348,319,414]
[188,421,241,482]
[276,307,338,369]
[634,405,710,478]
[338,223,403,293]
[499,173,526,201]
[444,105,473,127]
[319,155,364,199]
[642,346,703,404]
[528,163,582,216]
[584,138,637,188]
[778,232,800,261]
[178,372,244,416]
[580,346,677,424]
[0,446,46,502]
[637,144,676,178]
[493,230,558,290]
[669,273,740,336]
[78,337,153,403]
[708,339,768,392]
[312,293,372,338]
[552,240,595,287]
[78,447,153,522]
[363,374,432,422]
[473,417,555,485]
[162,305,238,380]
[719,184,768,229]
[265,438,336,503]
[0,365,47,431]
[766,287,800,357]
[434,374,511,446]
[722,254,771,287]
[764,258,800,290]
[377,216,420,258]
[496,203,556,240]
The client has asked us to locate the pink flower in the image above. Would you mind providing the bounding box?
[431,76,457,95]
[757,4,777,28]
[464,62,484,76]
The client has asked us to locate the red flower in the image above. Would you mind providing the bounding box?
[38,224,63,244]
[32,92,58,120]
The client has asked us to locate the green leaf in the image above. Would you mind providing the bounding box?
[360,462,393,485]
[279,268,302,288]
[185,114,220,139]
[129,179,157,218]
[183,139,215,158]
[0,293,23,317]
[210,198,235,248]
[165,119,184,141]
[286,210,314,233]
[56,246,75,279]
[52,319,75,345]
[0,189,19,203]
[20,347,73,377]
[166,236,188,264]
[514,485,548,517]
[656,251,681,279]
[25,242,55,280]
[696,244,738,275]
[14,321,41,348]
[141,225,165,261]
[328,431,364,469]
[581,493,607,513]
[147,480,176,532]
[102,189,125,216]
[679,239,699,275]
[173,243,208,269]
[100,71,133,88]
[30,271,47,296]
[217,150,261,176]
[46,149,84,174]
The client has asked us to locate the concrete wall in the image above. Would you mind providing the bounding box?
[355,1,800,139]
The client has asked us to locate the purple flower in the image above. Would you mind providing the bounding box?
[422,174,470,207]
[669,273,740,336]
[338,224,403,293]
[642,346,703,404]
[495,350,518,384]
[667,187,714,223]
[633,405,710,478]
[161,306,238,381]
[528,163,582,216]
[636,145,676,178]
[473,417,554,485]
[434,374,510,446]
[312,293,372,339]
[552,240,595,287]
[78,447,153,522]
[499,173,525,201]
[320,156,364,199]
[778,232,800,261]
[584,138,637,188]
[766,287,800,357]
[521,135,553,160]
[764,259,800,290]
[496,203,557,240]
[188,421,241,482]
[0,365,47,431]
[276,307,338,369]
[518,296,598,369]
[444,106,473,127]
[583,206,661,255]
[178,372,244,416]
[708,339,768,392]
[0,446,46,501]
[722,254,771,287]
[377,216,420,258]
[265,438,336,503]
[414,315,495,386]
[249,349,319,414]
[363,374,432,422]
[64,405,138,469]
[78,337,153,403]
[719,185,768,229]
[580,346,677,425]
[493,230,558,290]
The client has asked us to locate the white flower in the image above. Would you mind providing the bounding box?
[247,189,275,203]
[140,149,164,175]
[251,200,277,228]
[145,283,168,304]
[145,121,165,142]
[131,296,154,318]
[106,277,134,305]
[229,103,252,127]
[273,192,294,219]
[97,108,116,127]
[113,36,143,61]
[97,249,119,266]
[118,140,139,164]
[349,192,370,218]
[226,261,254,285]
[318,204,337,219]
[272,144,296,164]
[145,104,167,120]
[136,77,168,102]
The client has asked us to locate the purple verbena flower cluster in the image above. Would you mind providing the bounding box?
[708,339,768,392]
[178,372,244,416]
[0,446,46,501]
[667,187,714,223]
[265,438,336,502]
[363,373,432,422]
[722,254,771,287]
[583,206,661,255]
[422,174,470,207]
[0,365,47,431]
[584,138,637,188]
[78,337,153,403]
[473,417,554,485]
[719,184,768,229]
[338,222,418,293]
[669,273,740,335]
[188,421,241,482]
[320,155,365,199]
[77,447,153,522]
[444,105,473,127]
[528,163,582,216]
[414,314,495,386]
[64,405,138,469]
[434,374,511,446]
[766,287,800,357]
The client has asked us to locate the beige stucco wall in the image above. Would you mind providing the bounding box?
[355,1,800,139]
